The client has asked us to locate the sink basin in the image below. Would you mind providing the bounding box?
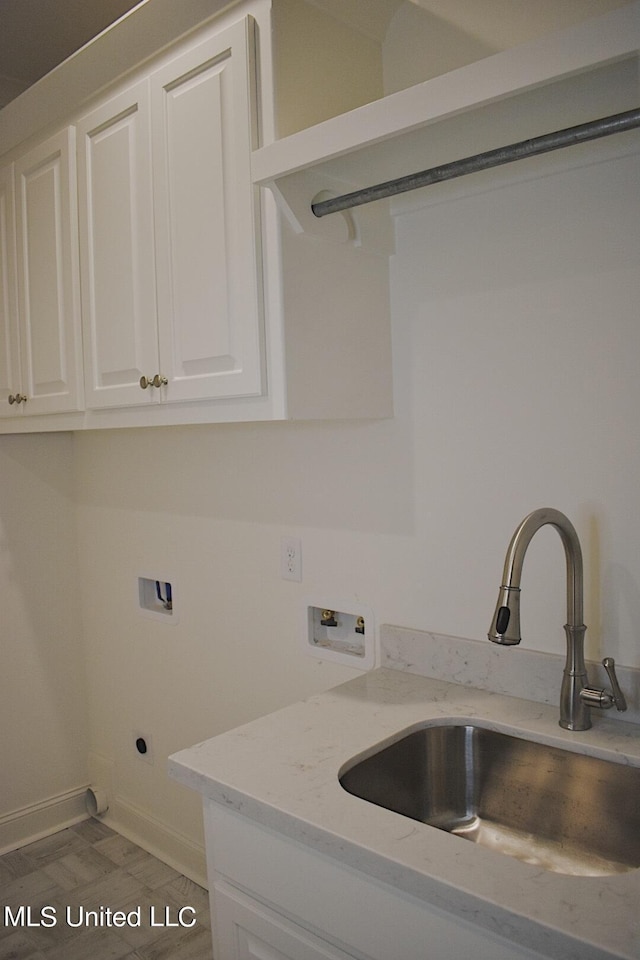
[339,723,640,876]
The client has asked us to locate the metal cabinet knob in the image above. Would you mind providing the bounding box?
[139,374,168,389]
[8,393,27,404]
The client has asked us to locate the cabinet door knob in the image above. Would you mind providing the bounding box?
[8,393,27,404]
[139,374,168,389]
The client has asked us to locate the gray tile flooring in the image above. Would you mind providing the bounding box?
[0,820,213,959]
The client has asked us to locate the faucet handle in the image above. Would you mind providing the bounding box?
[602,657,627,712]
[581,657,628,713]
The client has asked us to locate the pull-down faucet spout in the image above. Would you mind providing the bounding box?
[488,508,626,731]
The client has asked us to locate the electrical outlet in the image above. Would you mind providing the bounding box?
[281,536,302,582]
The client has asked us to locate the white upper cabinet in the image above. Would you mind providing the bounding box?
[151,19,263,403]
[0,0,397,430]
[77,80,159,409]
[0,0,637,432]
[0,162,21,413]
[4,128,83,418]
[77,17,262,412]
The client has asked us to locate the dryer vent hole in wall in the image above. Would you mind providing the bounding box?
[133,731,153,764]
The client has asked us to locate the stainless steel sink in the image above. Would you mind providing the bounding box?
[339,723,640,876]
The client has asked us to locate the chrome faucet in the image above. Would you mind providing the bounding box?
[488,508,627,730]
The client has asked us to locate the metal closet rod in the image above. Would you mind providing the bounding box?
[311,107,640,218]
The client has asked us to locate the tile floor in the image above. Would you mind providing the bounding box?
[0,819,213,959]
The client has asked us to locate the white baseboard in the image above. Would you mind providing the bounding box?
[0,785,90,855]
[0,785,208,890]
[103,795,208,889]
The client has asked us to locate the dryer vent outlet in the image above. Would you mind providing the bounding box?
[132,732,153,764]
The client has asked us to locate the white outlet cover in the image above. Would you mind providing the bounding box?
[281,536,302,582]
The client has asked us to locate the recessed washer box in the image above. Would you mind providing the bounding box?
[305,600,375,669]
[138,576,178,623]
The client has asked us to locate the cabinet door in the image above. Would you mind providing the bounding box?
[0,163,22,416]
[77,80,161,408]
[14,128,83,415]
[151,17,263,403]
[213,883,357,960]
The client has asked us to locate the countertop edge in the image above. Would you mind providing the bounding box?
[169,668,640,960]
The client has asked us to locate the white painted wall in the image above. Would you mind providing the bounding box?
[383,0,633,93]
[72,110,640,870]
[0,434,88,839]
[389,143,640,663]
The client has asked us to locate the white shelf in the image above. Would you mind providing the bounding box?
[252,2,640,197]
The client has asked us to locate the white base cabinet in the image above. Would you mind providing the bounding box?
[204,801,548,960]
[214,883,357,960]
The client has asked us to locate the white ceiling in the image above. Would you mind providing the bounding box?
[0,0,141,88]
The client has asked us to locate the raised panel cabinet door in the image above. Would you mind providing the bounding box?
[213,884,357,960]
[77,80,161,408]
[0,163,22,417]
[151,17,264,403]
[14,127,83,415]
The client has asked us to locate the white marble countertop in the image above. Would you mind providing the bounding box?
[169,666,640,960]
